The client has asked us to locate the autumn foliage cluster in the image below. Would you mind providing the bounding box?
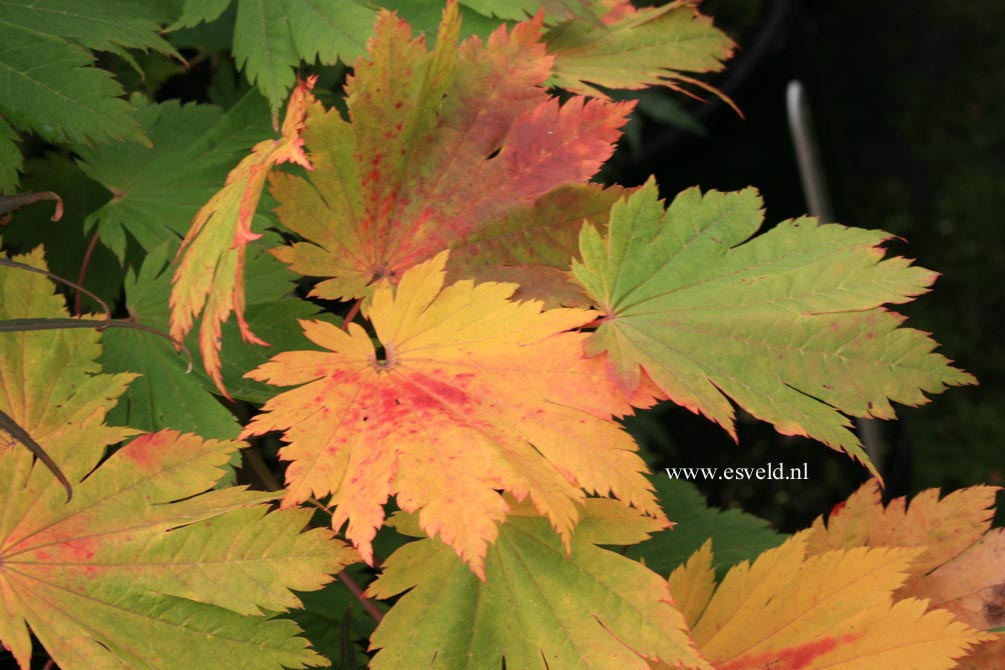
[0,1,1002,669]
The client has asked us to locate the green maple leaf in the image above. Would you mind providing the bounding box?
[0,0,176,61]
[97,241,242,442]
[77,92,272,260]
[368,499,709,670]
[626,477,785,578]
[101,231,340,442]
[459,0,606,22]
[0,119,20,194]
[0,0,180,188]
[0,246,356,670]
[171,0,377,116]
[572,180,976,475]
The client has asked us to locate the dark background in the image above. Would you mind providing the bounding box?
[614,0,1005,530]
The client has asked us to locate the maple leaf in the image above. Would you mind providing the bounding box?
[625,476,784,578]
[804,479,999,577]
[0,119,20,194]
[906,531,1005,669]
[0,247,356,670]
[667,535,992,669]
[571,180,976,476]
[77,92,272,260]
[546,0,736,105]
[242,251,662,577]
[170,77,317,396]
[100,241,242,441]
[460,0,610,23]
[269,3,632,304]
[105,232,341,444]
[368,499,708,670]
[804,479,1005,666]
[170,0,376,116]
[0,0,179,190]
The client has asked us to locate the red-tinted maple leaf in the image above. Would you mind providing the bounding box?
[268,3,633,305]
[170,77,317,396]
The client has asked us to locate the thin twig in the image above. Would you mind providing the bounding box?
[0,406,72,501]
[0,258,110,327]
[338,571,383,623]
[244,446,283,492]
[243,445,385,623]
[341,298,363,331]
[0,191,63,223]
[74,229,101,316]
[0,316,193,372]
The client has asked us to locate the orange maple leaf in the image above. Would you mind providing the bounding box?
[169,77,317,396]
[241,251,663,578]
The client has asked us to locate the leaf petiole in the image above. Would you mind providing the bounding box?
[0,406,72,501]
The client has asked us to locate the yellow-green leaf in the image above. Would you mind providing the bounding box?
[0,246,355,670]
[572,180,975,476]
[368,499,707,670]
[547,1,735,103]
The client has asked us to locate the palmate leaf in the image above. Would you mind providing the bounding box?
[0,432,351,670]
[368,499,708,670]
[0,0,176,60]
[459,0,607,23]
[546,0,736,102]
[242,251,662,577]
[0,0,178,165]
[269,2,631,304]
[77,92,272,260]
[171,0,376,116]
[170,78,316,396]
[99,241,242,441]
[0,118,21,194]
[626,476,785,578]
[0,247,356,670]
[667,535,991,669]
[572,180,975,475]
[805,480,1005,666]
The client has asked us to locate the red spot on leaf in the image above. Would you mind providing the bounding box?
[61,538,96,562]
[121,433,164,470]
[719,633,860,670]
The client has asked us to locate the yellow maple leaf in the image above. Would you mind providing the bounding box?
[170,77,318,396]
[667,534,991,669]
[241,251,663,577]
[805,479,1005,667]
